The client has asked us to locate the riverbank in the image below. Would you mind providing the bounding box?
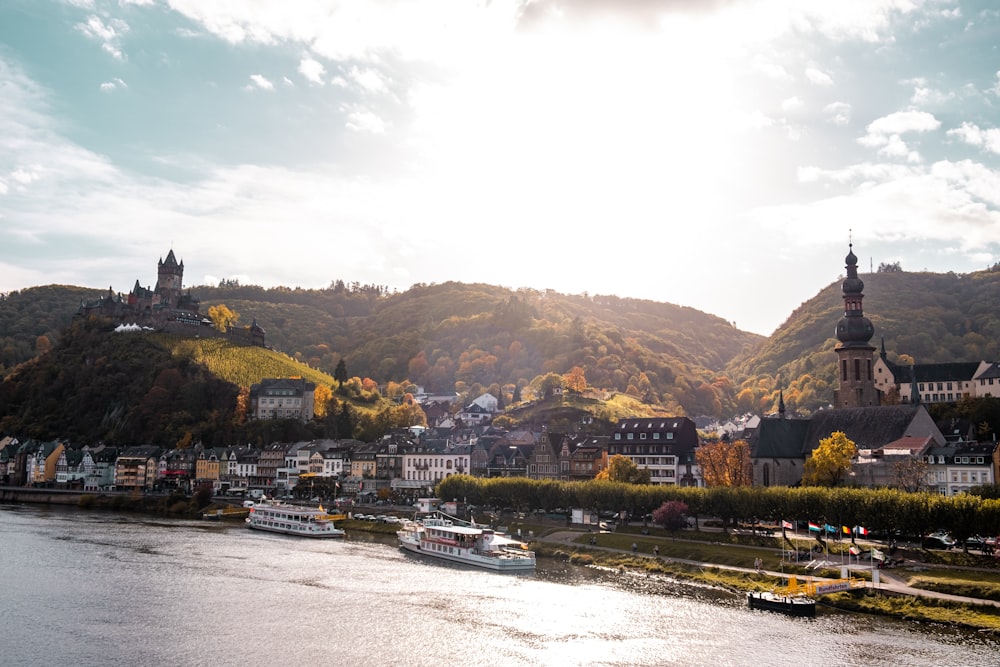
[524,524,1000,632]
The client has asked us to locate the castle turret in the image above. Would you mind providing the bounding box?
[155,249,184,306]
[833,243,879,408]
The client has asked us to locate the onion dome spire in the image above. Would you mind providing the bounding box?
[835,243,874,348]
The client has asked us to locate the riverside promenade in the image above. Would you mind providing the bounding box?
[536,528,1000,609]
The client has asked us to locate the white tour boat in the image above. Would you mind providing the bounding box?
[246,501,346,538]
[397,515,535,572]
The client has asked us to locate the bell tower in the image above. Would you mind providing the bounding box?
[833,242,879,408]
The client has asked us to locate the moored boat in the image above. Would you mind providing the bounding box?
[747,590,816,617]
[397,515,535,572]
[246,501,345,538]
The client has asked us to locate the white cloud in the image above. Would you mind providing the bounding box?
[344,107,386,134]
[247,74,274,91]
[824,101,851,125]
[947,122,1000,155]
[858,110,941,159]
[298,57,325,85]
[991,70,1000,96]
[782,96,804,113]
[805,66,833,86]
[349,66,390,95]
[75,15,130,61]
[100,77,127,92]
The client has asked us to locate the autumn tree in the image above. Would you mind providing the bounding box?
[652,500,689,536]
[313,384,333,419]
[695,439,752,487]
[563,366,587,394]
[207,304,239,332]
[595,454,651,485]
[802,431,857,487]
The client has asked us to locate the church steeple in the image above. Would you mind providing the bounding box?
[833,240,880,409]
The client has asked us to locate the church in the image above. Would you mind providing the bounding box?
[749,244,947,488]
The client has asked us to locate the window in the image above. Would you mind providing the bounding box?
[640,433,647,440]
[666,433,674,440]
[653,433,660,440]
[627,433,634,440]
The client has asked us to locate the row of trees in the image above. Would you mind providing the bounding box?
[435,475,1000,549]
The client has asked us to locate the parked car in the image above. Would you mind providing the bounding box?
[922,535,955,550]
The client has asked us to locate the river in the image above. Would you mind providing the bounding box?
[1,503,996,666]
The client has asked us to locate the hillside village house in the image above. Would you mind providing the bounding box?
[249,378,316,422]
[608,417,701,486]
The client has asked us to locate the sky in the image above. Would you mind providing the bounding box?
[1,0,999,336]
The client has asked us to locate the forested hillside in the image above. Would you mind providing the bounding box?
[726,268,1000,416]
[1,281,761,418]
[4,267,999,422]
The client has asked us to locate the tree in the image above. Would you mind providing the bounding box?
[803,431,857,487]
[207,304,239,332]
[892,457,929,492]
[695,439,752,487]
[877,261,903,273]
[563,366,587,394]
[652,500,689,536]
[595,454,651,485]
[334,358,348,385]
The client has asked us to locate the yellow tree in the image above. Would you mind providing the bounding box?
[595,454,651,484]
[803,431,857,487]
[313,384,333,419]
[207,304,239,332]
[695,439,752,487]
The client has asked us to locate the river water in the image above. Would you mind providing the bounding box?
[1,503,996,666]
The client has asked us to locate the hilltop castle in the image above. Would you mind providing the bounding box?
[78,249,265,346]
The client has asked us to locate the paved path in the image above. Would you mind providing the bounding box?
[536,530,1000,608]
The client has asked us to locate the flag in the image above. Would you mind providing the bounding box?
[842,526,851,535]
[849,545,860,556]
[808,521,820,532]
[824,524,837,534]
[854,526,868,536]
[871,547,885,561]
[782,520,794,530]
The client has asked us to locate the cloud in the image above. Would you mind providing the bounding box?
[805,66,833,86]
[75,15,130,60]
[343,107,386,134]
[782,96,804,113]
[858,110,941,159]
[824,101,851,125]
[947,122,1000,155]
[247,74,275,91]
[298,56,326,84]
[100,77,128,92]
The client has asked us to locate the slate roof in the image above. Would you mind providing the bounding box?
[886,361,981,383]
[804,405,941,455]
[749,417,812,459]
[751,405,944,460]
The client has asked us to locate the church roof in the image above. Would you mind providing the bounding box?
[803,405,936,454]
[884,360,982,383]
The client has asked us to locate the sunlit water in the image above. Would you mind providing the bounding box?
[1,504,996,666]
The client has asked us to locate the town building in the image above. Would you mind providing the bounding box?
[249,378,316,422]
[608,417,701,486]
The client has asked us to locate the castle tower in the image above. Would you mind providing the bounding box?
[155,249,184,306]
[833,243,879,408]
